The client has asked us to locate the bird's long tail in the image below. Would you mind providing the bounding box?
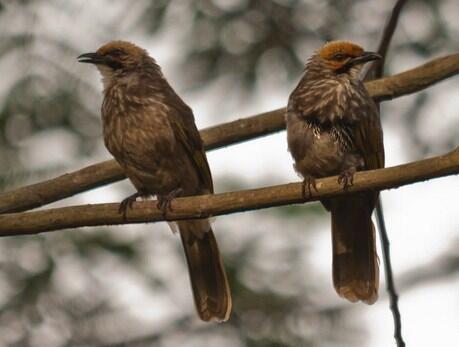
[178,219,232,321]
[330,194,379,304]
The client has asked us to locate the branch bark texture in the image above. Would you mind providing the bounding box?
[1,53,459,214]
[1,147,458,236]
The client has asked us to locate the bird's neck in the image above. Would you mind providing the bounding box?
[98,62,164,95]
[100,65,171,125]
[290,63,368,124]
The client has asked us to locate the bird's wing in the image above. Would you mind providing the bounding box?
[351,103,385,171]
[166,90,214,194]
[346,82,385,171]
[348,92,384,208]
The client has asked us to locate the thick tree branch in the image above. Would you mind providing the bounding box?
[1,147,458,236]
[0,160,125,213]
[1,53,459,214]
[366,54,459,101]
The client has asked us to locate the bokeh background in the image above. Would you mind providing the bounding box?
[1,0,459,346]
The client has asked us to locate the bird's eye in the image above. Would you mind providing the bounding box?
[333,53,346,60]
[108,49,125,57]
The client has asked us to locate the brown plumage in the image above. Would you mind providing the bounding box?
[286,40,384,304]
[78,41,231,321]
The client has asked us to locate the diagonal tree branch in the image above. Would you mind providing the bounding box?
[1,53,459,215]
[1,146,458,236]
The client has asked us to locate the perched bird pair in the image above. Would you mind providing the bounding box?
[78,39,383,321]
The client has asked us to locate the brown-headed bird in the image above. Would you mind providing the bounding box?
[286,41,384,304]
[78,41,231,321]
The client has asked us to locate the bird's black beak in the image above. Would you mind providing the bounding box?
[347,51,382,68]
[77,52,123,69]
[77,52,106,65]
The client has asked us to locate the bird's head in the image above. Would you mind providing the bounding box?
[315,40,381,76]
[78,41,155,87]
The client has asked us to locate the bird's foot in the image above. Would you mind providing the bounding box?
[338,168,356,190]
[301,175,317,198]
[157,188,184,214]
[119,191,146,218]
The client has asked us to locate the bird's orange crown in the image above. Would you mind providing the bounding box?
[319,40,364,60]
[96,40,148,58]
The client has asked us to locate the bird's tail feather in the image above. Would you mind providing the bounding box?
[330,194,379,304]
[178,219,232,321]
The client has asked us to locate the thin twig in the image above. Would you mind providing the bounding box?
[0,146,458,235]
[367,1,408,346]
[364,0,407,81]
[1,53,459,215]
[376,200,404,346]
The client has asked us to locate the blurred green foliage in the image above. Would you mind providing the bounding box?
[136,0,373,88]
